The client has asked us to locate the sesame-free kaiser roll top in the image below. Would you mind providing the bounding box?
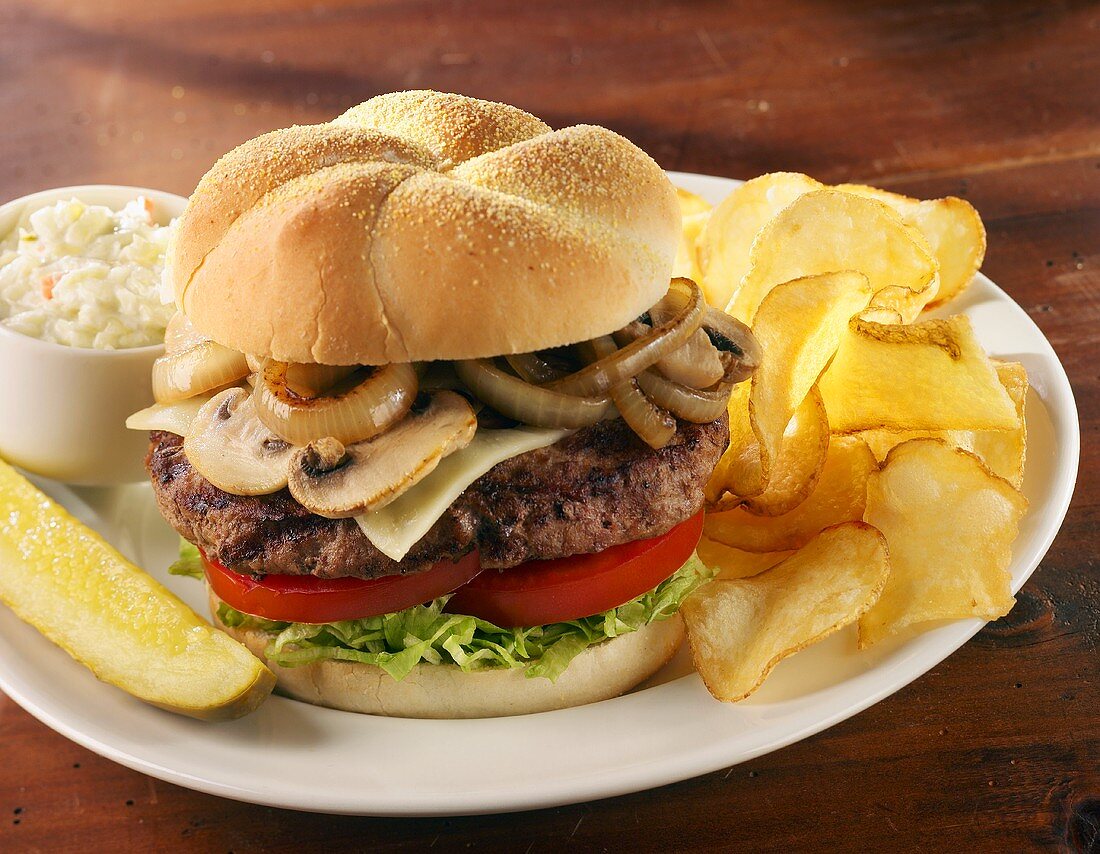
[169,90,681,366]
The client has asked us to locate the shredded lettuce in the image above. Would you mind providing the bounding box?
[168,540,203,579]
[213,551,713,683]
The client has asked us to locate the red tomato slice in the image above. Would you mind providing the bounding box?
[203,550,482,624]
[445,512,704,627]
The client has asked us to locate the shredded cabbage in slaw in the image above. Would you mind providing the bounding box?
[0,197,175,348]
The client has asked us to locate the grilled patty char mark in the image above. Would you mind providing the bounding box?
[146,415,728,581]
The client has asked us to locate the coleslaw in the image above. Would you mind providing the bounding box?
[0,197,175,348]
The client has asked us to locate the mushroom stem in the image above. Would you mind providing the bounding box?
[304,437,348,474]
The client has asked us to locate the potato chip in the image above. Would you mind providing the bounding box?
[858,439,1027,647]
[706,386,829,512]
[859,427,970,462]
[741,388,830,516]
[818,313,1018,433]
[673,187,712,282]
[704,436,876,552]
[729,190,939,324]
[706,272,870,508]
[684,522,889,702]
[699,172,823,309]
[857,361,1028,488]
[750,272,871,472]
[836,184,986,306]
[706,381,764,503]
[971,361,1028,488]
[696,536,794,580]
[676,185,713,218]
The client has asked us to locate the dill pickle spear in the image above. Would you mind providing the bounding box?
[0,459,274,720]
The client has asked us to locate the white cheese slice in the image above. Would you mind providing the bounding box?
[355,426,570,562]
[125,394,213,437]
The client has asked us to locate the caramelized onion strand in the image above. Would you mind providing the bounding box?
[152,341,249,403]
[504,352,566,384]
[585,336,677,449]
[455,359,612,428]
[253,361,418,445]
[547,278,706,397]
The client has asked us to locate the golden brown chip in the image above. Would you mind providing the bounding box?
[858,439,1027,647]
[728,190,938,324]
[750,272,871,472]
[818,313,1019,433]
[706,381,763,503]
[971,361,1028,488]
[699,172,823,309]
[696,537,794,580]
[684,522,890,702]
[673,187,713,282]
[676,185,713,218]
[860,427,972,462]
[704,436,876,552]
[705,272,870,509]
[857,361,1027,488]
[741,388,830,516]
[835,184,986,307]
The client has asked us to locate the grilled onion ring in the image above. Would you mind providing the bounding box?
[615,320,726,390]
[283,363,357,398]
[163,312,208,355]
[253,361,418,445]
[613,379,677,449]
[455,359,612,428]
[504,352,566,384]
[152,341,249,403]
[547,278,706,397]
[635,352,742,423]
[587,336,676,449]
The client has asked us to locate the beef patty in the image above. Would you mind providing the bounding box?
[147,415,728,580]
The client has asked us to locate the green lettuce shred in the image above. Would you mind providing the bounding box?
[213,552,714,683]
[168,540,203,579]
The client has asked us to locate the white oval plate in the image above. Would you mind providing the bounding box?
[0,173,1079,816]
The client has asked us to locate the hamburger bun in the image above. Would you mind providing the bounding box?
[171,90,680,366]
[210,591,685,719]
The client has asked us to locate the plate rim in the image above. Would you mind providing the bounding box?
[0,172,1080,816]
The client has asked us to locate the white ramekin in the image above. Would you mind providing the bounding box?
[0,185,188,485]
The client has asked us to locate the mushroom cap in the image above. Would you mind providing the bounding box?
[286,391,477,518]
[184,388,295,496]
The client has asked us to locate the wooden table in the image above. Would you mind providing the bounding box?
[1,1,1097,850]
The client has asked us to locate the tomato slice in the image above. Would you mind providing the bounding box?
[445,512,704,627]
[203,550,482,624]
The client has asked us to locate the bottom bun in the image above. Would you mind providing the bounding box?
[209,591,685,719]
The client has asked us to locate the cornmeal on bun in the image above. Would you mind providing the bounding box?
[131,90,759,718]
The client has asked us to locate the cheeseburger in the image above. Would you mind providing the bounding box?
[129,91,759,718]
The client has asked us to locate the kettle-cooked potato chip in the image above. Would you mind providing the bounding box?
[696,173,984,317]
[696,537,794,580]
[705,272,870,509]
[691,173,1025,703]
[706,381,763,502]
[858,439,1027,647]
[684,522,889,702]
[857,360,1027,488]
[729,190,939,323]
[819,313,1019,433]
[741,388,830,516]
[704,436,876,552]
[699,172,823,309]
[750,272,871,474]
[970,361,1028,488]
[835,184,986,307]
[673,187,713,282]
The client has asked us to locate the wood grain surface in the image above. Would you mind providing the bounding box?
[1,1,1097,851]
